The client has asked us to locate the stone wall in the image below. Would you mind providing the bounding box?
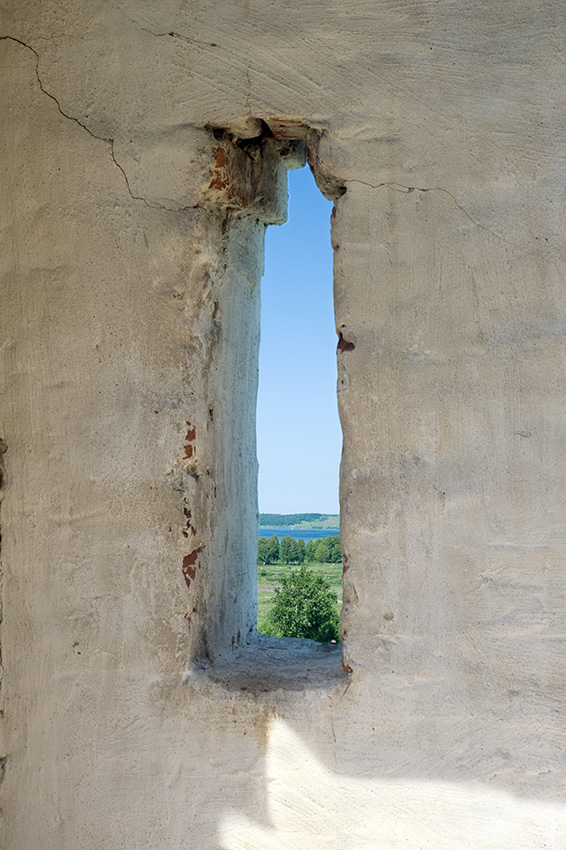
[1,1,565,847]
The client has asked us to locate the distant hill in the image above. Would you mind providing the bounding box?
[259,513,340,530]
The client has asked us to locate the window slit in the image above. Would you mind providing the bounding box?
[256,163,342,643]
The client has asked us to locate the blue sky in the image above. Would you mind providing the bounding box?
[256,165,341,515]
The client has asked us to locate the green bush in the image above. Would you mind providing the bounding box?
[259,565,340,643]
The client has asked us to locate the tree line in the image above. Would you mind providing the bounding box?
[257,534,342,565]
[259,512,328,527]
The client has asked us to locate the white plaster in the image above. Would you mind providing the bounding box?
[2,1,566,847]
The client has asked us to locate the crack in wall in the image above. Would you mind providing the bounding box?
[345,179,509,244]
[117,9,220,49]
[346,178,566,287]
[0,35,199,212]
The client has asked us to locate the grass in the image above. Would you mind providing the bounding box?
[257,560,343,623]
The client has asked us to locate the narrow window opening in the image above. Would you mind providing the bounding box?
[256,164,342,643]
[194,122,348,683]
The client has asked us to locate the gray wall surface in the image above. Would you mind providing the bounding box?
[1,1,565,847]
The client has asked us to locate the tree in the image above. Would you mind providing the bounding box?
[266,534,280,564]
[257,535,280,564]
[257,537,269,565]
[280,535,294,564]
[330,535,342,563]
[260,565,340,642]
[291,537,306,564]
[305,539,317,563]
[314,537,332,564]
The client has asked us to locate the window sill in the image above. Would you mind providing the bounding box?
[186,633,347,693]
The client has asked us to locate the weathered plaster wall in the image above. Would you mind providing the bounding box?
[1,1,566,847]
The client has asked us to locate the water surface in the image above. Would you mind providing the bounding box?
[258,526,340,541]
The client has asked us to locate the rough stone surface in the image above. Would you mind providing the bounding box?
[1,1,566,848]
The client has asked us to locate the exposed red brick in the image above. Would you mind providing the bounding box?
[266,118,309,139]
[209,141,256,210]
[183,548,202,567]
[182,547,203,589]
[183,564,196,583]
[210,145,230,190]
[184,422,196,459]
[337,333,355,352]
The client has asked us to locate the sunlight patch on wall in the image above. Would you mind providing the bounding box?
[220,719,566,850]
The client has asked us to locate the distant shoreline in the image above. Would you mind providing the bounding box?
[259,512,340,531]
[258,526,340,541]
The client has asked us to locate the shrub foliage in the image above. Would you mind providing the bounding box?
[260,565,340,643]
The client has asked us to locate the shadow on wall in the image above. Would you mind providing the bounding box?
[218,718,566,849]
[170,642,566,850]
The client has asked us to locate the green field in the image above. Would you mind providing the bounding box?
[257,560,343,623]
[259,513,340,530]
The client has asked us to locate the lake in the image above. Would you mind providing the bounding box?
[258,526,340,541]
